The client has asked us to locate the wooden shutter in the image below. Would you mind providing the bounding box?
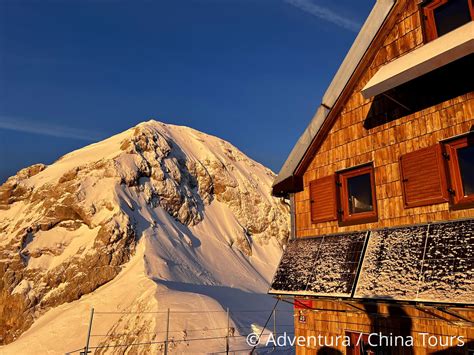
[399,144,449,208]
[309,175,337,223]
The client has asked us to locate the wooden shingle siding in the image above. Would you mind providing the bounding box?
[294,0,474,238]
[289,2,474,354]
[294,300,474,355]
[309,175,337,223]
[400,144,449,208]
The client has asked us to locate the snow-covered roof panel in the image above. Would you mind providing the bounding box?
[270,238,323,293]
[354,225,427,301]
[270,219,474,305]
[307,233,367,296]
[356,219,474,304]
[409,220,473,304]
[269,232,367,297]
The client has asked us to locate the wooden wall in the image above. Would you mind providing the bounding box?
[294,0,474,238]
[294,300,474,355]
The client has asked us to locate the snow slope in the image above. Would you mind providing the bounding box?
[0,120,290,353]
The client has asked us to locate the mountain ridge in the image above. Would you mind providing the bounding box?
[0,120,289,352]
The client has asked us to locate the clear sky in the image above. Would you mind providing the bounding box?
[0,0,374,184]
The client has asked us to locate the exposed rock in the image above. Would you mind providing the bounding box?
[0,120,289,345]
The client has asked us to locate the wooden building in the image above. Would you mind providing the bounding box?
[269,0,474,354]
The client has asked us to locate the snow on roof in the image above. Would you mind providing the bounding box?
[269,232,367,297]
[269,219,474,305]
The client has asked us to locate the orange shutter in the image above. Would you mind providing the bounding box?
[309,175,338,223]
[399,144,449,208]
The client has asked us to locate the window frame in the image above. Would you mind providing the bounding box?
[338,164,378,225]
[444,135,474,208]
[421,0,474,42]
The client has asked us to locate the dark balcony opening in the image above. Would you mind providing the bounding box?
[363,53,474,129]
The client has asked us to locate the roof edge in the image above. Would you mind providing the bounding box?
[272,0,397,195]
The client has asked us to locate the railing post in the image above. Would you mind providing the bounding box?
[84,307,94,354]
[226,307,230,354]
[164,308,170,355]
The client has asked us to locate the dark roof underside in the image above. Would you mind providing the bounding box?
[269,219,474,305]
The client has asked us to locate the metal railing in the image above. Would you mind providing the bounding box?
[66,303,295,354]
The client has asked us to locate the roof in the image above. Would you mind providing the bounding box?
[273,0,397,196]
[361,21,474,98]
[269,218,474,305]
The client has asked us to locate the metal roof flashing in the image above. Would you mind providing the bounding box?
[272,0,396,195]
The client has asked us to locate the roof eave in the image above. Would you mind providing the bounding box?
[272,0,397,196]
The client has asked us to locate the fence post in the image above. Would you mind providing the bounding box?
[164,308,170,355]
[84,307,94,354]
[226,308,230,354]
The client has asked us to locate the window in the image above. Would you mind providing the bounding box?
[422,0,474,41]
[338,165,377,225]
[309,175,338,223]
[444,135,474,207]
[399,144,449,208]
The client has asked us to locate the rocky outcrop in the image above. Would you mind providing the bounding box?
[0,120,289,345]
[0,164,46,209]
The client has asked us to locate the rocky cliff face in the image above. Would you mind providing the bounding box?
[0,120,289,346]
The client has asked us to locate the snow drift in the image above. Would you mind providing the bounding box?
[0,120,290,353]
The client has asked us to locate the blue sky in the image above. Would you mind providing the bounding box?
[0,0,374,184]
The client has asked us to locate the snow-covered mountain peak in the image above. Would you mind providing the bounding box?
[0,120,289,351]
